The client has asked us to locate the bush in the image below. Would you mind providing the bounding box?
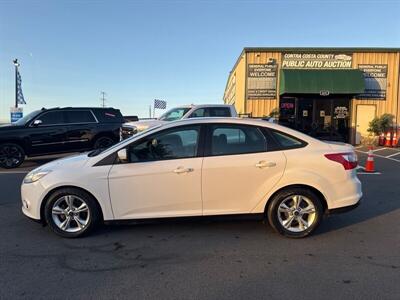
[367,114,395,135]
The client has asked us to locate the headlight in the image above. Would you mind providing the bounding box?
[23,169,52,184]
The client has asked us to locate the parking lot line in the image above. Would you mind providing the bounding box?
[372,147,390,152]
[385,152,400,158]
[355,149,400,162]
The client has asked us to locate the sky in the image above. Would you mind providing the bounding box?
[1,0,399,122]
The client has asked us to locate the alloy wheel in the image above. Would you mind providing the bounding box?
[94,137,114,149]
[277,195,317,233]
[51,195,91,233]
[0,145,24,168]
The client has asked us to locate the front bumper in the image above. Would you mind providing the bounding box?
[121,127,137,139]
[21,180,47,221]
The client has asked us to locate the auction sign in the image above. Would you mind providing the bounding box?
[247,64,277,99]
[10,107,23,123]
[356,64,387,100]
[282,53,353,69]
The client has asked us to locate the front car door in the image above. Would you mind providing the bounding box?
[201,123,286,215]
[108,125,204,219]
[28,111,68,155]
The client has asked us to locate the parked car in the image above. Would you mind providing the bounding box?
[121,104,237,139]
[21,117,362,238]
[0,107,124,168]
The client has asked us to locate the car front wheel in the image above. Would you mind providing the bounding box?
[0,143,25,169]
[44,188,101,238]
[267,188,323,238]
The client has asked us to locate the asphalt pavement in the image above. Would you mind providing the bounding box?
[0,153,399,300]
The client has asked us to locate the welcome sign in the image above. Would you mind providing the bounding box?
[247,64,277,99]
[282,53,353,69]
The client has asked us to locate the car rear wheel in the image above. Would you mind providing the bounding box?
[44,188,101,238]
[267,188,323,238]
[94,136,115,149]
[0,143,25,169]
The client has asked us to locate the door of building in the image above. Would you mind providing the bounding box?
[279,96,351,142]
[355,104,376,144]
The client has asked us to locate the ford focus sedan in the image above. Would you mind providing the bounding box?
[21,118,362,238]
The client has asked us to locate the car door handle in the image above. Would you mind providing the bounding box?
[173,167,194,174]
[255,161,276,168]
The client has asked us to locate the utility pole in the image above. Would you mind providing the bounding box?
[100,91,106,107]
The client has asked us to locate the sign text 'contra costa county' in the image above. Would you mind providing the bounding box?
[282,53,353,69]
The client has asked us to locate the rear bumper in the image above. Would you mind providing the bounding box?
[328,198,361,214]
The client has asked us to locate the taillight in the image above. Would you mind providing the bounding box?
[324,152,358,170]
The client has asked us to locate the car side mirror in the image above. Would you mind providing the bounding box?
[117,148,127,162]
[32,119,42,126]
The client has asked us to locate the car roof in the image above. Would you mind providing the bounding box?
[157,117,319,143]
[173,104,233,109]
[40,107,119,111]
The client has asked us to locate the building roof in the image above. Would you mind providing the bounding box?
[243,47,400,53]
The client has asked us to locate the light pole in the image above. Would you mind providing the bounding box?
[13,59,19,108]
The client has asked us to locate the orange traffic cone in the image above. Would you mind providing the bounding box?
[392,131,398,147]
[365,147,375,172]
[384,132,392,147]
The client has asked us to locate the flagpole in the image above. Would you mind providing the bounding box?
[13,59,18,109]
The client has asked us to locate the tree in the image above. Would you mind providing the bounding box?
[367,114,395,136]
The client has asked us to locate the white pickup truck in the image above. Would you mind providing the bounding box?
[121,104,238,139]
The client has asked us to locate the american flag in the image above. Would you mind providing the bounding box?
[154,99,166,109]
[16,70,26,104]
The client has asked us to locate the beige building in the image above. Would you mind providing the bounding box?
[223,48,400,144]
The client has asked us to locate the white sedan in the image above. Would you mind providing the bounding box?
[21,118,362,238]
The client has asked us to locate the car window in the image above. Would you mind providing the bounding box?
[127,126,200,162]
[189,107,231,118]
[208,107,231,117]
[271,130,305,149]
[210,125,266,156]
[158,107,191,121]
[36,111,65,125]
[189,108,205,118]
[65,110,96,123]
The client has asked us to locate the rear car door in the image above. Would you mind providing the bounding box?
[64,110,98,151]
[201,124,286,215]
[29,111,68,155]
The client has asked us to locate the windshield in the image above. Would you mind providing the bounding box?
[14,110,41,126]
[158,107,191,121]
[88,125,163,157]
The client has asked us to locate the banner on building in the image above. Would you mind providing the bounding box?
[10,107,23,123]
[247,64,277,99]
[356,64,387,100]
[282,53,353,69]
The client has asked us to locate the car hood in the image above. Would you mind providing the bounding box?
[37,153,90,171]
[123,119,166,131]
[0,123,24,130]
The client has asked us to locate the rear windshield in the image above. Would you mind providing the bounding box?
[93,109,124,123]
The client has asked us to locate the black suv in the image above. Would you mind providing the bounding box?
[0,107,124,168]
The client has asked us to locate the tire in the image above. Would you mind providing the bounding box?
[0,143,25,169]
[267,188,323,238]
[44,188,101,238]
[93,136,115,149]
